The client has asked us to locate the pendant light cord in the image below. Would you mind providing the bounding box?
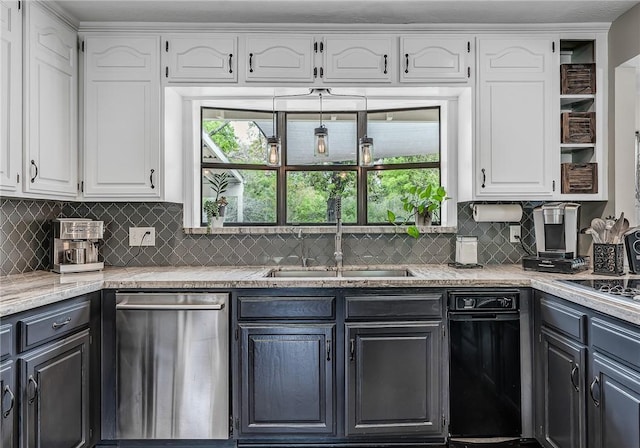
[319,92,323,127]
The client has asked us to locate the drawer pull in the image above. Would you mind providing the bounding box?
[349,339,355,361]
[2,385,15,418]
[228,53,233,73]
[326,339,331,362]
[28,375,38,405]
[589,377,600,407]
[52,317,71,329]
[570,364,579,392]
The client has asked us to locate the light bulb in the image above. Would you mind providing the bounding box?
[359,136,374,167]
[314,126,329,157]
[266,136,281,166]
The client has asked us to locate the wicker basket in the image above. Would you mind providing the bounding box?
[561,63,596,95]
[561,163,598,194]
[561,112,595,144]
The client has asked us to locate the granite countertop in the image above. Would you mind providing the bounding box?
[1,265,639,325]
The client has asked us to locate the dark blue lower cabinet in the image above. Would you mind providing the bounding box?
[588,353,640,448]
[345,322,444,437]
[238,324,335,436]
[0,360,16,448]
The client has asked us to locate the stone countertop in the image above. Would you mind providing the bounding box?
[1,265,639,325]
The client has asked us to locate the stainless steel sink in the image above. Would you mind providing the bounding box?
[266,268,414,278]
[267,269,338,278]
[341,269,414,277]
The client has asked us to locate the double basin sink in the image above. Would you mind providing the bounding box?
[267,268,415,278]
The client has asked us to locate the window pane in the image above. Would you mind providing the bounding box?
[367,108,440,164]
[202,108,272,164]
[367,168,441,224]
[286,171,357,224]
[286,113,357,165]
[202,169,276,224]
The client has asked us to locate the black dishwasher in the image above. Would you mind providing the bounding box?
[448,291,521,438]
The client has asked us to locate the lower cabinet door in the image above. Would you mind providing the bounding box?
[0,361,16,448]
[538,328,586,448]
[345,322,443,437]
[21,330,90,448]
[588,353,640,448]
[239,324,335,435]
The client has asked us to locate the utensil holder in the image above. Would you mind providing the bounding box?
[593,243,625,276]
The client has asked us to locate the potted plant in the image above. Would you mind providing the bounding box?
[387,184,449,238]
[204,172,229,230]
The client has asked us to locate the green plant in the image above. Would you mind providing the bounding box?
[386,184,449,238]
[204,172,229,219]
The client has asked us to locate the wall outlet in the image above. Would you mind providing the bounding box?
[509,225,521,243]
[129,227,156,247]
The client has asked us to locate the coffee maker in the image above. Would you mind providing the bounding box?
[50,218,104,273]
[522,202,589,273]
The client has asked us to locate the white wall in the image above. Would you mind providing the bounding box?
[609,3,640,222]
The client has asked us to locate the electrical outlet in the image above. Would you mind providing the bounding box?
[129,227,155,247]
[509,225,521,243]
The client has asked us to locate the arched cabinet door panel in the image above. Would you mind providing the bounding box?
[82,35,161,199]
[245,35,314,82]
[400,35,472,83]
[163,34,237,83]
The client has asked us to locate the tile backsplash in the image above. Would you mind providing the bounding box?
[0,197,535,276]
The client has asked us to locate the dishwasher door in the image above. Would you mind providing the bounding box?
[115,293,229,439]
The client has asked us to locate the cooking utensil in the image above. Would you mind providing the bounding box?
[609,212,625,244]
[590,218,606,243]
[586,228,603,243]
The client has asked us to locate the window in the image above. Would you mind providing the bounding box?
[200,106,441,226]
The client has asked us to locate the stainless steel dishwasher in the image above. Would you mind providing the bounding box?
[115,293,229,439]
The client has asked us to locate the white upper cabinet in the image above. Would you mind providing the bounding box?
[24,2,77,198]
[163,34,237,83]
[322,35,393,82]
[0,0,22,193]
[400,35,472,83]
[475,35,558,198]
[245,35,315,82]
[83,35,161,199]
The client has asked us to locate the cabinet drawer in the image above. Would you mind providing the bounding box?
[237,296,335,320]
[346,294,442,319]
[591,317,640,370]
[539,297,586,342]
[0,324,12,359]
[18,301,91,352]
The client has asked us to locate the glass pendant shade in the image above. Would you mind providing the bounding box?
[266,136,281,166]
[359,136,374,167]
[314,125,329,157]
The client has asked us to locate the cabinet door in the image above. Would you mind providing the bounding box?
[238,324,334,435]
[24,3,77,198]
[400,35,471,83]
[0,0,22,193]
[323,35,393,82]
[163,34,237,83]
[245,35,314,82]
[538,328,586,448]
[345,322,443,436]
[21,329,90,448]
[588,353,640,448]
[83,35,160,198]
[1,361,16,448]
[476,36,557,198]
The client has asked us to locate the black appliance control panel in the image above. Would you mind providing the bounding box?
[449,291,519,311]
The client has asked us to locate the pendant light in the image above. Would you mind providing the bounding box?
[266,94,281,166]
[314,91,329,157]
[358,95,374,167]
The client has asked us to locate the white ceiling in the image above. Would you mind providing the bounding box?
[55,0,640,24]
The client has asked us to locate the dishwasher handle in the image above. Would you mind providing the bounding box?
[116,301,225,311]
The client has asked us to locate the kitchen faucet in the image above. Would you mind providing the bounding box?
[295,228,311,267]
[334,197,343,270]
